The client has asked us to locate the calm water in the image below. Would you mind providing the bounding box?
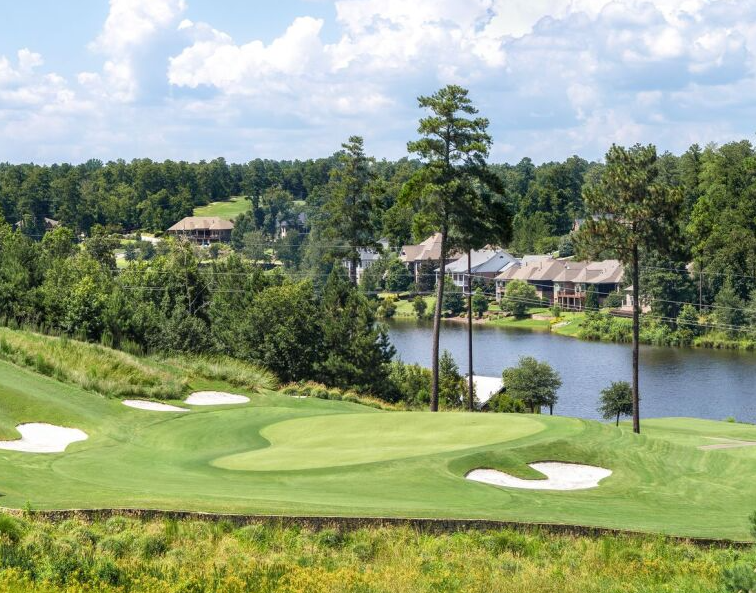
[387,319,756,422]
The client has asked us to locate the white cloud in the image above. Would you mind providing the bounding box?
[87,0,187,101]
[1,0,756,164]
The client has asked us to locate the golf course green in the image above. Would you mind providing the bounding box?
[1,350,756,541]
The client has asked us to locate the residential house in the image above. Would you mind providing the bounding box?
[342,239,390,283]
[167,216,234,245]
[619,286,652,315]
[553,260,624,310]
[400,233,457,284]
[15,217,61,232]
[443,249,518,290]
[495,258,564,303]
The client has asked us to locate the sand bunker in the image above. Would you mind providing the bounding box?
[185,391,250,406]
[0,423,88,453]
[123,400,188,413]
[466,462,612,491]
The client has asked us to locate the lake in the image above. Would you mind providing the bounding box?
[387,319,756,423]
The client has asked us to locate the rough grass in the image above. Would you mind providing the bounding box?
[0,515,746,593]
[0,328,185,400]
[162,354,278,393]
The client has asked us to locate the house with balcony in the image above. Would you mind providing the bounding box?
[494,257,562,303]
[553,260,624,310]
[400,233,458,284]
[443,249,518,290]
[167,216,234,245]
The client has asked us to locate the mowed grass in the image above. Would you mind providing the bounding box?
[1,352,756,540]
[213,413,543,470]
[193,196,251,219]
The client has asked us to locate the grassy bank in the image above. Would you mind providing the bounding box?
[193,196,252,219]
[0,515,748,593]
[0,327,274,400]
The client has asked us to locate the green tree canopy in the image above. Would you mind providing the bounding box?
[598,381,634,426]
[502,356,562,414]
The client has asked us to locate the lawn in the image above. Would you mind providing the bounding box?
[1,333,756,541]
[193,196,251,219]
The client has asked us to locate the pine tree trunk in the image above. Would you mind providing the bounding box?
[632,244,641,434]
[430,230,447,412]
[350,255,359,285]
[467,251,474,412]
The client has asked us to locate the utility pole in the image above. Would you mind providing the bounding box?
[467,250,474,411]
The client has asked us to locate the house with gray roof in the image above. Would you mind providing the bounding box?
[444,249,518,289]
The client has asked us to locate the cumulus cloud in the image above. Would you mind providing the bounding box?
[85,0,187,101]
[1,0,755,163]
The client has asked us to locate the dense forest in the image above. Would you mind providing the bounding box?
[0,138,755,400]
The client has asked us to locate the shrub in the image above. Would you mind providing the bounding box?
[139,533,169,558]
[0,515,22,545]
[501,280,538,318]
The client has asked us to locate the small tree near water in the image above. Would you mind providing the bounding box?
[502,280,537,318]
[598,381,633,426]
[502,357,562,414]
[412,296,428,319]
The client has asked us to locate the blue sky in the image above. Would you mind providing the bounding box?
[1,0,754,164]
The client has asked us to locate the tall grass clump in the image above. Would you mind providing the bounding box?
[280,381,405,411]
[161,354,277,392]
[0,516,747,592]
[0,327,186,400]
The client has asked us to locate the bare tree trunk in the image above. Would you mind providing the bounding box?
[430,230,447,412]
[632,244,641,434]
[467,251,474,411]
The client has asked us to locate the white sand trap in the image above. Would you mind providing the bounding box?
[185,391,250,406]
[123,400,188,413]
[0,423,88,454]
[466,462,612,491]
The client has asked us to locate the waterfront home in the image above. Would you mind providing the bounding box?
[494,258,565,303]
[167,216,234,245]
[342,240,389,283]
[443,249,518,290]
[553,260,624,310]
[400,233,458,283]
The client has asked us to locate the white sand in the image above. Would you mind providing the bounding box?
[0,423,88,454]
[471,376,504,406]
[123,400,188,413]
[185,391,250,406]
[466,462,612,491]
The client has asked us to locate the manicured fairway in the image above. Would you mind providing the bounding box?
[193,196,251,219]
[2,358,756,540]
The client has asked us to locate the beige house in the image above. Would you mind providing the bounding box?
[167,217,234,245]
[494,257,563,303]
[496,258,624,310]
[553,260,624,310]
[400,233,457,283]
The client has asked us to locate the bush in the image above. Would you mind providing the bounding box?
[603,291,624,309]
[501,280,538,318]
[0,515,22,545]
